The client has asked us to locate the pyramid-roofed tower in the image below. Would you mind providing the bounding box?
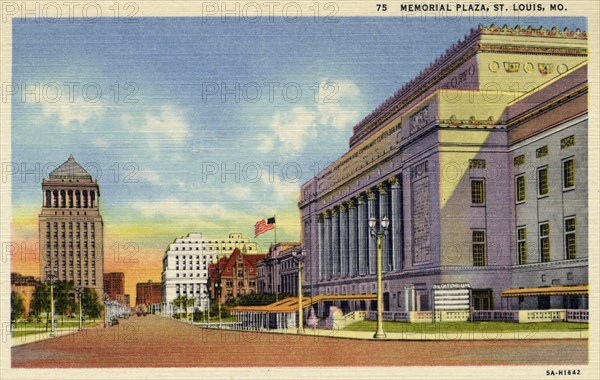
[39,155,104,296]
[48,155,93,180]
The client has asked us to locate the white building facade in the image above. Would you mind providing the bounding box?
[161,233,259,314]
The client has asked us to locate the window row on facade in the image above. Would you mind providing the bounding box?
[516,216,577,265]
[514,156,575,203]
[172,245,253,251]
[469,215,578,267]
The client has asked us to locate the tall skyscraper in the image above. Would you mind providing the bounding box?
[39,155,104,294]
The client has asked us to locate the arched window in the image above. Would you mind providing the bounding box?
[75,190,81,208]
[60,190,66,208]
[82,190,88,208]
[90,191,95,208]
[45,190,51,207]
[67,190,73,208]
[52,190,58,207]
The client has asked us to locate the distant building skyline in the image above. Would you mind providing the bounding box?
[162,232,259,312]
[136,281,162,306]
[104,272,125,301]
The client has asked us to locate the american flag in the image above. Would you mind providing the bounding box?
[254,217,275,237]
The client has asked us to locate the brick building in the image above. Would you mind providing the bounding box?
[136,281,162,306]
[209,248,266,304]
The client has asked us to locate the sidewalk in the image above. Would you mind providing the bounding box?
[198,325,589,341]
[156,314,589,341]
[10,323,102,347]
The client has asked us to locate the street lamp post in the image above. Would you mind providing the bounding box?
[292,249,305,334]
[44,265,58,336]
[369,215,389,339]
[76,287,84,330]
[200,292,209,324]
[214,263,222,327]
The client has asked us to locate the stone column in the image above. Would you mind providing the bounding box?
[390,177,401,272]
[357,195,367,276]
[339,204,348,278]
[331,208,339,278]
[378,183,390,272]
[367,190,377,275]
[318,214,324,281]
[348,199,357,277]
[324,211,331,280]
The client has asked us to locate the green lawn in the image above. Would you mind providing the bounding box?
[344,320,589,335]
[11,318,100,338]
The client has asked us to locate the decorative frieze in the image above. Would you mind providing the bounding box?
[469,159,486,169]
[409,105,431,135]
[536,145,549,158]
[561,135,576,149]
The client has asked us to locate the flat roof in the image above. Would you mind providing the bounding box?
[501,285,588,297]
[232,294,377,313]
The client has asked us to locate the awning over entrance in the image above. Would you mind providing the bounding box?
[232,293,377,313]
[501,285,588,297]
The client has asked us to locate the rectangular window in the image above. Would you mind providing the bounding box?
[471,179,485,204]
[563,159,575,190]
[514,155,525,166]
[472,231,486,266]
[516,175,526,203]
[565,217,576,259]
[537,167,549,196]
[517,227,527,265]
[539,223,550,262]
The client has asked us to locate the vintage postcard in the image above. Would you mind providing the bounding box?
[1,0,598,379]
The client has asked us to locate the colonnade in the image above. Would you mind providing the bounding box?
[44,188,98,208]
[317,177,402,282]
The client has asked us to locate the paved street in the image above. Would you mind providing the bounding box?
[12,315,587,367]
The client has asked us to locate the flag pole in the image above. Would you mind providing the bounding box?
[274,214,277,245]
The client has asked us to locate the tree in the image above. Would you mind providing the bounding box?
[172,296,184,319]
[11,291,25,324]
[185,297,195,321]
[83,288,102,321]
[55,280,76,325]
[30,282,51,331]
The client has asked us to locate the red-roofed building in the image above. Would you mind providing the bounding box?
[209,248,266,304]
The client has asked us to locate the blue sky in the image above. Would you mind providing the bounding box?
[11,16,586,288]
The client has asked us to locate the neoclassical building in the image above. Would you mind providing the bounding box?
[161,232,259,311]
[299,25,588,314]
[256,242,302,295]
[39,155,104,294]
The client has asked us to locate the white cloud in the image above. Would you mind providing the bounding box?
[229,184,253,200]
[124,104,191,150]
[139,169,161,185]
[91,136,110,148]
[269,106,317,157]
[38,97,107,128]
[143,104,190,143]
[259,173,300,202]
[317,79,362,130]
[131,198,231,219]
[258,79,362,158]
[257,135,275,153]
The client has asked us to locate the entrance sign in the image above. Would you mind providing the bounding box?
[432,283,472,322]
